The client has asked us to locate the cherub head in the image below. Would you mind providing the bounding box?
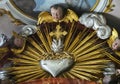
[9,32,25,49]
[112,37,120,51]
[50,4,67,21]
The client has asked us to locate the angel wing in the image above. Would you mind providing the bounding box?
[62,9,78,23]
[107,28,118,48]
[37,11,54,25]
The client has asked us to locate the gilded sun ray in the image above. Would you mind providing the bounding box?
[6,22,115,83]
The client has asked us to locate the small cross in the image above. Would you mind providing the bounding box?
[50,25,67,39]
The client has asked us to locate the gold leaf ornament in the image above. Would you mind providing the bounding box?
[37,9,78,25]
[6,23,113,83]
[107,28,120,57]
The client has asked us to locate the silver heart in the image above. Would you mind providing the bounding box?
[40,58,73,77]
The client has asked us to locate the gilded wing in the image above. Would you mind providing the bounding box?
[37,11,53,25]
[107,28,118,48]
[62,9,78,23]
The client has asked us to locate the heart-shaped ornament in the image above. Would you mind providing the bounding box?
[40,58,73,77]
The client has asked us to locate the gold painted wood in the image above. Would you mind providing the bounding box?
[6,21,115,83]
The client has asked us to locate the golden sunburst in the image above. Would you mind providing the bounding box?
[7,22,112,83]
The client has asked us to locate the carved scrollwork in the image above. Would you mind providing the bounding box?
[0,8,25,25]
[0,0,37,25]
[0,8,7,16]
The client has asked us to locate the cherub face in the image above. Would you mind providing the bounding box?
[14,37,24,48]
[112,38,120,51]
[51,7,63,20]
